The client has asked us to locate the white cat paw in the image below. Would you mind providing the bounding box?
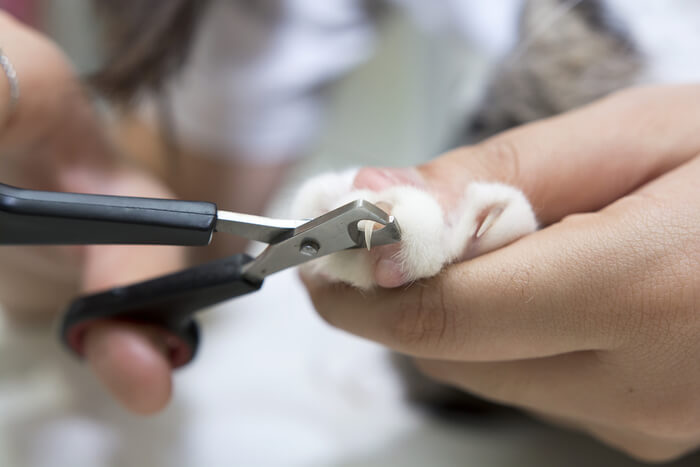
[292,169,537,289]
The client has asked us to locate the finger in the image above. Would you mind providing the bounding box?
[78,242,186,413]
[415,355,700,463]
[414,352,608,423]
[83,321,172,414]
[353,167,425,192]
[429,85,700,225]
[358,87,700,226]
[583,422,700,463]
[352,87,700,286]
[304,211,621,360]
[306,154,700,361]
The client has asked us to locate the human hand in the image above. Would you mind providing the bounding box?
[304,85,700,461]
[0,12,182,413]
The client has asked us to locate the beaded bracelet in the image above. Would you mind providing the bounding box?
[0,47,20,122]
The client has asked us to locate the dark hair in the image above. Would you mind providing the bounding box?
[90,0,210,101]
[90,0,390,102]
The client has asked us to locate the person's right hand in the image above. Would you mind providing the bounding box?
[304,84,700,461]
[0,11,180,414]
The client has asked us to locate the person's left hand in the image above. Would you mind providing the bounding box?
[303,85,700,462]
[0,11,184,413]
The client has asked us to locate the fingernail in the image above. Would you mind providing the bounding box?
[375,258,405,288]
[354,168,424,191]
[354,168,397,190]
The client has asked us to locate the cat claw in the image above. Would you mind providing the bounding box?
[358,220,375,250]
[361,201,393,250]
[476,205,505,239]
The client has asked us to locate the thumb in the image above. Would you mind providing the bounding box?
[80,244,184,414]
[67,168,186,414]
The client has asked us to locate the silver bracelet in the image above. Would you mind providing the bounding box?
[0,47,20,116]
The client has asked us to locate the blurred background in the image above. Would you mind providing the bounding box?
[1,1,700,466]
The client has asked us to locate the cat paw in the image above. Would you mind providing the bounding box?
[291,169,537,289]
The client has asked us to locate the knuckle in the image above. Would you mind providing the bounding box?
[474,136,523,184]
[388,282,453,354]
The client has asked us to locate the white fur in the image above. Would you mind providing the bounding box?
[453,182,538,257]
[292,170,538,289]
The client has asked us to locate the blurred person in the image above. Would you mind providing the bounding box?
[0,0,507,415]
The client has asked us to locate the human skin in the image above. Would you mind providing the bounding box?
[303,85,700,462]
[0,11,187,414]
[0,12,288,414]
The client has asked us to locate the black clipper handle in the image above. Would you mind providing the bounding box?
[0,182,217,245]
[60,254,262,367]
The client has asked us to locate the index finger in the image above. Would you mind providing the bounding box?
[426,85,700,225]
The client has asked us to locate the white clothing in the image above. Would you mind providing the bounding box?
[168,0,700,163]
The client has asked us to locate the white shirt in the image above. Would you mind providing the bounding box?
[168,0,700,164]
